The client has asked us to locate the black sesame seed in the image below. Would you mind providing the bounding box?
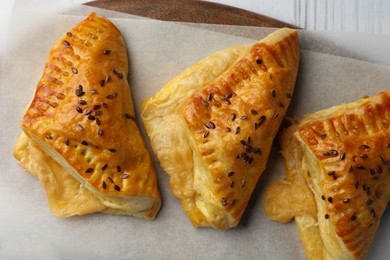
[76,107,83,113]
[226,127,231,132]
[387,143,390,148]
[360,154,368,159]
[253,148,262,155]
[228,172,235,177]
[250,109,258,115]
[357,165,366,170]
[354,180,359,189]
[325,214,329,219]
[321,195,325,200]
[241,179,246,187]
[109,148,116,153]
[72,67,78,74]
[221,198,227,206]
[240,140,246,146]
[366,199,374,206]
[329,150,339,156]
[230,181,235,188]
[247,136,251,144]
[272,113,279,120]
[278,102,285,108]
[105,74,111,83]
[360,144,370,150]
[230,199,237,206]
[319,134,327,139]
[64,138,70,146]
[121,174,129,179]
[117,165,121,172]
[351,215,357,221]
[78,100,87,106]
[84,109,92,115]
[256,58,263,64]
[204,130,209,138]
[95,111,103,116]
[101,164,108,171]
[75,89,85,97]
[108,177,114,183]
[225,93,233,99]
[66,32,72,37]
[370,168,376,176]
[231,113,236,121]
[102,181,107,189]
[81,140,88,146]
[377,166,383,174]
[104,50,111,55]
[90,90,98,94]
[327,171,336,176]
[100,80,105,87]
[340,153,346,161]
[328,197,333,203]
[102,102,108,108]
[88,115,95,120]
[207,93,213,101]
[85,168,93,173]
[241,115,248,120]
[235,126,241,135]
[114,185,121,191]
[371,209,376,217]
[98,128,103,137]
[271,89,276,98]
[106,94,117,99]
[224,100,231,105]
[76,124,84,131]
[343,198,350,203]
[63,40,70,46]
[205,121,216,129]
[46,134,52,140]
[96,118,101,126]
[94,105,101,110]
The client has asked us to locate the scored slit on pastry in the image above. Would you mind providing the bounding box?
[263,91,390,259]
[14,13,161,219]
[142,28,300,228]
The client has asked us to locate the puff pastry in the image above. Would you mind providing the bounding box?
[142,28,300,228]
[263,91,390,259]
[14,13,161,219]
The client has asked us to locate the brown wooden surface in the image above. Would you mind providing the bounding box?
[85,0,295,28]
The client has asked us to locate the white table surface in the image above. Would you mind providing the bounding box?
[1,0,390,34]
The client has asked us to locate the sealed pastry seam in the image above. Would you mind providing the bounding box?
[14,12,161,219]
[263,91,390,259]
[142,28,300,228]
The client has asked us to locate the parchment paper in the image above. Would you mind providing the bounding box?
[1,12,390,260]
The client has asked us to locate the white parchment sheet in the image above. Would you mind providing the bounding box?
[0,12,389,259]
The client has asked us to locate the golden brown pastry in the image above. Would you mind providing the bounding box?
[14,12,161,219]
[142,28,300,228]
[263,91,390,259]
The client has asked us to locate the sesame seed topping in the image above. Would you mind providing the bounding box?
[387,143,390,148]
[205,121,216,129]
[235,126,241,135]
[64,138,70,146]
[349,166,353,173]
[204,130,209,138]
[109,148,116,153]
[256,58,263,64]
[221,198,227,206]
[105,74,111,83]
[351,215,357,221]
[247,136,251,144]
[324,214,329,219]
[240,140,246,146]
[93,105,101,110]
[241,179,246,187]
[75,89,85,97]
[78,100,87,105]
[371,209,376,217]
[81,140,88,146]
[231,113,236,121]
[360,144,370,150]
[108,177,114,183]
[102,181,106,189]
[104,50,111,55]
[320,134,327,139]
[201,100,209,106]
[114,185,121,191]
[230,181,235,188]
[286,93,292,98]
[90,90,98,94]
[271,89,276,98]
[253,148,262,154]
[377,166,383,174]
[72,67,78,74]
[230,199,237,206]
[278,102,285,108]
[96,118,101,125]
[117,165,121,172]
[228,172,235,177]
[272,113,279,120]
[225,93,233,99]
[360,154,368,159]
[85,168,93,173]
[121,174,129,179]
[340,153,346,160]
[102,102,108,108]
[84,109,92,115]
[321,195,325,200]
[66,32,72,37]
[101,164,108,171]
[76,124,84,131]
[88,115,95,120]
[98,128,103,137]
[226,127,231,132]
[46,134,52,140]
[241,115,248,120]
[207,93,213,101]
[328,197,333,203]
[76,107,83,113]
[112,68,123,79]
[323,150,339,157]
[357,165,366,170]
[224,100,231,105]
[370,168,376,176]
[106,93,117,99]
[95,111,103,116]
[343,198,350,203]
[250,109,258,115]
[63,40,70,46]
[354,180,359,189]
[366,199,374,205]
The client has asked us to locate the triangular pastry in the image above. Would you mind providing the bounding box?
[14,13,161,219]
[142,28,300,228]
[263,91,390,259]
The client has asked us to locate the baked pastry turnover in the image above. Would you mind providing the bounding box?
[263,91,390,259]
[142,28,300,228]
[14,13,161,219]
